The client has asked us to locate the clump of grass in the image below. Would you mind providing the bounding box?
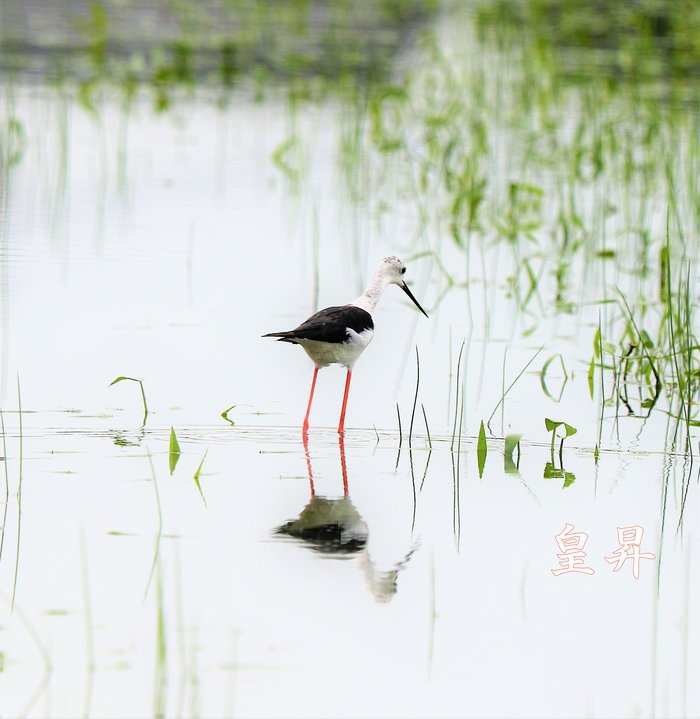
[591,224,699,456]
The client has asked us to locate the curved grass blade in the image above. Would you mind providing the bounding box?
[109,376,148,420]
[221,405,237,426]
[487,345,544,435]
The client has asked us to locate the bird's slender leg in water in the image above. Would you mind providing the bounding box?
[337,369,353,435]
[302,367,319,436]
[338,435,349,496]
[303,431,315,496]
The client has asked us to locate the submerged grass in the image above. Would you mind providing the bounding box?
[11,375,23,613]
[0,410,8,565]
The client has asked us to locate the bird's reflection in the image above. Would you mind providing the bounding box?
[274,435,413,602]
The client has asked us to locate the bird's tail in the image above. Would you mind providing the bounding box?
[262,331,298,343]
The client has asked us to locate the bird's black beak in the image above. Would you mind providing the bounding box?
[400,281,429,318]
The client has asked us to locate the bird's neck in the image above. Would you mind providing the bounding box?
[351,271,386,314]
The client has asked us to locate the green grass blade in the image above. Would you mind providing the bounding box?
[109,376,138,386]
[193,450,208,508]
[477,420,487,478]
[504,433,521,474]
[169,427,181,475]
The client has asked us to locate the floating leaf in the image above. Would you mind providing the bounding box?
[545,418,561,432]
[543,462,563,479]
[477,420,487,478]
[563,423,577,437]
[169,427,181,475]
[563,472,576,488]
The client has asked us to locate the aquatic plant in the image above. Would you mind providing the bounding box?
[545,418,577,463]
[109,376,148,420]
[477,420,487,478]
[169,427,181,475]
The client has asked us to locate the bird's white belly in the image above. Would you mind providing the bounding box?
[299,328,374,369]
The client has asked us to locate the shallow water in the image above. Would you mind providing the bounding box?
[1,2,699,718]
[0,421,696,717]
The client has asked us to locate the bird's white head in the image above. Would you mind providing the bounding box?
[353,256,428,317]
[377,256,408,286]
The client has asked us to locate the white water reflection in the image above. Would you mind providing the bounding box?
[274,436,415,602]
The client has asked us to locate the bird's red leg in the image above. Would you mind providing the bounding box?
[302,367,319,435]
[337,369,352,435]
[338,434,349,495]
[303,431,315,496]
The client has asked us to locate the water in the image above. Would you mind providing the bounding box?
[1,2,698,717]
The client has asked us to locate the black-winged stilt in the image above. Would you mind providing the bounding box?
[263,256,428,435]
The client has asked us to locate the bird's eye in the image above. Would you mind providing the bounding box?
[401,267,406,274]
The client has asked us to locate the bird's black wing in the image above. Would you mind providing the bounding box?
[271,305,373,344]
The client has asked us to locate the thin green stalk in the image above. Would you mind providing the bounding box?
[664,236,691,458]
[396,403,403,447]
[597,314,604,457]
[486,345,544,435]
[0,410,9,565]
[421,403,432,450]
[395,403,403,471]
[143,446,162,601]
[11,375,23,612]
[80,528,95,719]
[153,559,167,719]
[450,340,466,452]
[615,288,661,404]
[408,346,420,449]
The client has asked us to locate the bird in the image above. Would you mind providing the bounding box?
[263,256,428,435]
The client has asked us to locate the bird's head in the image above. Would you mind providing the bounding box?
[378,256,429,318]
